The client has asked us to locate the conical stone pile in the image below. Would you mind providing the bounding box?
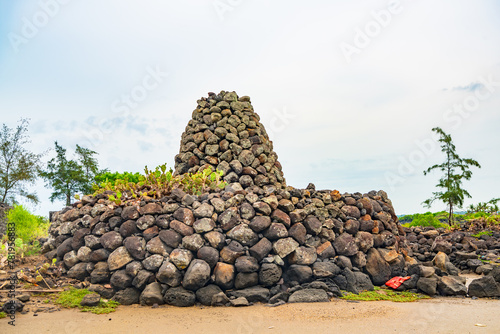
[42,91,475,308]
[174,91,286,190]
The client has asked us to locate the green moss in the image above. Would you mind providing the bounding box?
[340,287,430,302]
[81,300,120,314]
[55,288,119,314]
[0,311,6,319]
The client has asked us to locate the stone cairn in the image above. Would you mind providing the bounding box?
[41,91,500,307]
[173,90,286,190]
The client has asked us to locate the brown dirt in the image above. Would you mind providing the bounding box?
[2,297,499,334]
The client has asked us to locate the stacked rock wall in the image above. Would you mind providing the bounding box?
[42,91,414,306]
[43,187,406,305]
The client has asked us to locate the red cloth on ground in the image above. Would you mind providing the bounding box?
[385,276,411,289]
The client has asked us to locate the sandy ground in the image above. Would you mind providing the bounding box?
[2,297,499,334]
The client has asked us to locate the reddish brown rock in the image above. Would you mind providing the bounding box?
[214,262,235,290]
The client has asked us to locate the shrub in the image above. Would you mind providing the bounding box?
[5,205,50,243]
[0,205,49,258]
[402,212,449,229]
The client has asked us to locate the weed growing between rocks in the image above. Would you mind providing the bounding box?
[55,288,119,314]
[472,231,493,238]
[341,287,429,302]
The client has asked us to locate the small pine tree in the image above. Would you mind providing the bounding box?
[422,127,481,225]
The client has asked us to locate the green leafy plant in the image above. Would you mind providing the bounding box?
[1,238,42,257]
[92,163,226,202]
[0,311,6,319]
[341,287,430,302]
[94,171,143,186]
[55,288,119,314]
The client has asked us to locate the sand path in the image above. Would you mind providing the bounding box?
[2,297,499,334]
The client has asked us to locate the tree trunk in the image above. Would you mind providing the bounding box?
[448,199,453,225]
[66,192,71,206]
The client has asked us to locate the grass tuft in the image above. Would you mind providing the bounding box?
[0,311,6,319]
[341,287,430,302]
[471,230,493,238]
[55,288,119,314]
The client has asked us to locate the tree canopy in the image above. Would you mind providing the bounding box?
[39,142,103,206]
[0,118,43,204]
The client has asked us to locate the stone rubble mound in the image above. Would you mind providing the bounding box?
[41,91,499,306]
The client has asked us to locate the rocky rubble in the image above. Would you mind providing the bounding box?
[37,91,500,307]
[404,226,500,274]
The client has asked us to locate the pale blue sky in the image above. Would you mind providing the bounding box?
[1,0,499,217]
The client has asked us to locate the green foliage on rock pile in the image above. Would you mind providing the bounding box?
[94,171,143,186]
[91,163,227,204]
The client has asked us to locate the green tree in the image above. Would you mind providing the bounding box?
[75,145,102,194]
[0,118,43,204]
[39,142,101,206]
[422,127,481,225]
